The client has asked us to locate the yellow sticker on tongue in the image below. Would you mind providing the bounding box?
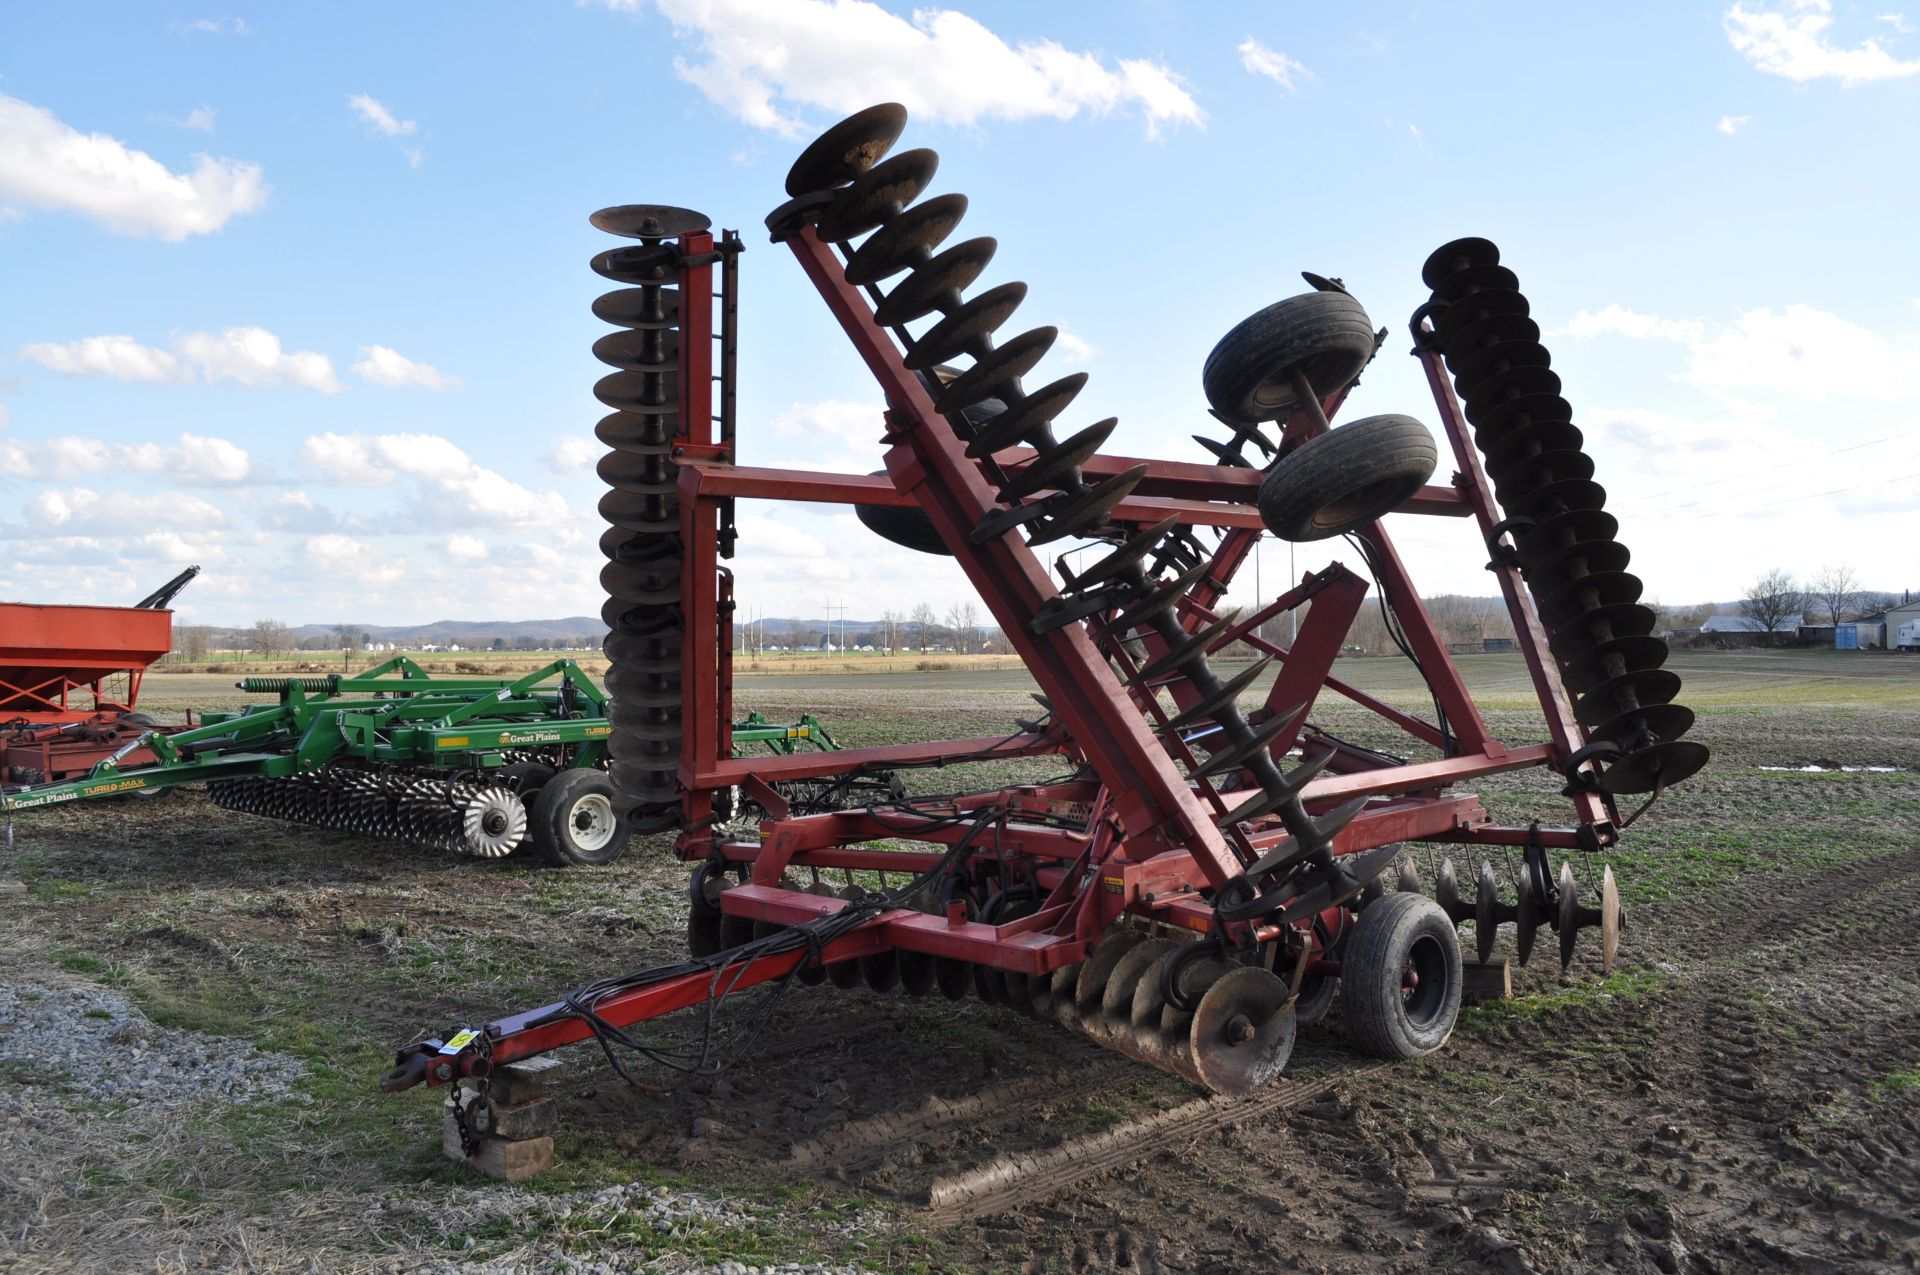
[439,1029,479,1055]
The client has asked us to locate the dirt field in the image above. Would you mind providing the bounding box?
[2,651,1917,1273]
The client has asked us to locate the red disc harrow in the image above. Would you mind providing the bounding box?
[387,106,1706,1173]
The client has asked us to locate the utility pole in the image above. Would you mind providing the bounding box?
[823,599,848,652]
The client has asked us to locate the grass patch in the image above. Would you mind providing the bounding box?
[1460,968,1669,1029]
[1871,1067,1920,1098]
[29,877,93,901]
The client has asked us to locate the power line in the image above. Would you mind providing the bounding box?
[1620,428,1915,508]
[1677,467,1920,518]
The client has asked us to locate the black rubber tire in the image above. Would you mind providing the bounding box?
[1340,892,1462,1060]
[1256,414,1438,542]
[497,762,557,838]
[1293,970,1337,1028]
[853,471,951,556]
[530,768,629,867]
[1202,291,1378,423]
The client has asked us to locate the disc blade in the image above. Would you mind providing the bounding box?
[1189,967,1297,1096]
[1096,938,1180,1052]
[1601,866,1621,973]
[1557,862,1580,972]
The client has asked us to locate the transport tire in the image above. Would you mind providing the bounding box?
[854,472,952,556]
[498,761,556,804]
[1341,892,1461,1060]
[1256,414,1438,542]
[497,762,557,856]
[1292,968,1337,1028]
[1203,290,1378,423]
[531,768,629,867]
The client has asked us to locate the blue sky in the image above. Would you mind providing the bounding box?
[2,0,1916,627]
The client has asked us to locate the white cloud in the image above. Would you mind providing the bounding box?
[1880,13,1916,35]
[1054,328,1097,362]
[347,93,417,137]
[0,432,252,484]
[21,328,340,392]
[157,106,218,132]
[20,334,188,383]
[351,345,462,390]
[1566,301,1920,400]
[175,327,343,392]
[1725,0,1920,84]
[0,404,10,429]
[172,17,248,35]
[299,432,572,528]
[604,0,1203,138]
[544,436,600,473]
[1688,305,1920,399]
[1238,37,1310,92]
[0,91,267,240]
[766,399,885,470]
[1717,113,1752,134]
[305,533,406,586]
[27,487,227,532]
[1565,304,1707,344]
[445,533,489,561]
[264,490,345,532]
[733,512,853,583]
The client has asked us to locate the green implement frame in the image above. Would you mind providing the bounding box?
[0,658,880,863]
[0,657,612,814]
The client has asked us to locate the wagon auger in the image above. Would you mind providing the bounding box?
[389,103,1706,1181]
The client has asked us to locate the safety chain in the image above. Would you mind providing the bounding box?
[447,1031,495,1158]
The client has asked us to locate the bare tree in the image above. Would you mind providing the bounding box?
[1739,569,1803,639]
[175,625,211,662]
[944,601,983,654]
[880,608,901,655]
[249,618,291,659]
[1809,564,1859,629]
[1656,601,1714,631]
[911,602,937,652]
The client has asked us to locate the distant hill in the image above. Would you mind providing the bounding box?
[285,618,605,644]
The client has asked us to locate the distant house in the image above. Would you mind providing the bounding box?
[1701,614,1802,634]
[1854,600,1920,649]
[1700,614,1803,646]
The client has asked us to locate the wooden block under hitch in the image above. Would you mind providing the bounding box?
[442,1115,554,1181]
[1460,957,1512,1004]
[491,1054,566,1105]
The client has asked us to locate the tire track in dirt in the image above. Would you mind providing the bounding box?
[1649,847,1920,1268]
[779,1055,1138,1186]
[922,1060,1388,1222]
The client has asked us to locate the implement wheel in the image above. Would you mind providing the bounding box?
[1256,414,1437,542]
[1202,290,1377,423]
[854,473,951,556]
[1340,893,1461,1060]
[531,769,628,867]
[498,761,557,856]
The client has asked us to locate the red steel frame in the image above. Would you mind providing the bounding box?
[389,227,1624,1087]
[0,602,177,782]
[0,603,172,723]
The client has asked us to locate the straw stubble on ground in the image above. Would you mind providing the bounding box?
[0,650,1915,1272]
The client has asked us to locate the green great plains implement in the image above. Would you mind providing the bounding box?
[0,659,878,867]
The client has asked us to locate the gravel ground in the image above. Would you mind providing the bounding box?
[0,981,307,1106]
[400,1181,889,1275]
